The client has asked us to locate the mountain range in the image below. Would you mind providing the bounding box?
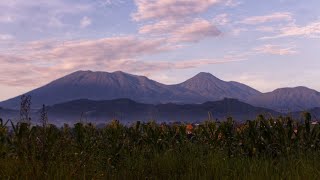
[45,98,279,124]
[1,70,320,112]
[248,87,320,112]
[2,98,318,125]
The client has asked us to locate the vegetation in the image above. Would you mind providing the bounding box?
[1,110,320,179]
[0,96,319,179]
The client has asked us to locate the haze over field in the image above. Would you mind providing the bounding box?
[0,0,320,102]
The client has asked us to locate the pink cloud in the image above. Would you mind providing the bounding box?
[170,19,221,43]
[0,36,245,87]
[139,20,180,34]
[132,0,221,21]
[139,19,221,43]
[0,36,171,86]
[212,13,229,26]
[0,15,14,23]
[134,0,233,43]
[80,16,91,28]
[0,34,14,40]
[254,44,298,55]
[261,21,320,39]
[240,12,293,25]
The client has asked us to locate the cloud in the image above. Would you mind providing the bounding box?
[0,36,172,86]
[261,21,320,39]
[212,13,229,26]
[255,26,275,32]
[0,35,247,87]
[0,0,92,14]
[226,73,280,92]
[170,19,221,43]
[80,16,92,28]
[239,12,293,25]
[254,44,298,55]
[0,56,243,87]
[0,15,14,23]
[224,0,242,7]
[0,21,295,88]
[132,0,221,21]
[21,36,170,65]
[100,0,124,6]
[48,16,65,28]
[133,0,235,43]
[231,28,247,36]
[0,34,14,40]
[0,55,46,86]
[139,20,179,35]
[0,0,93,32]
[139,19,221,43]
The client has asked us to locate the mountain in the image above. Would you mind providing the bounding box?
[0,107,19,122]
[248,87,320,111]
[46,98,279,124]
[0,71,203,109]
[1,70,319,111]
[175,72,261,101]
[290,107,320,120]
[0,71,259,109]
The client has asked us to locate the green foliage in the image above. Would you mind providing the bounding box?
[0,114,320,179]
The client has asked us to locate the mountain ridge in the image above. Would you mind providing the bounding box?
[46,98,279,124]
[248,86,320,111]
[175,72,261,101]
[1,70,320,111]
[0,70,256,109]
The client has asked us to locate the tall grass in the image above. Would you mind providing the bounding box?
[1,112,320,179]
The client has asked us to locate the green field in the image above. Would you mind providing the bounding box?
[1,112,320,179]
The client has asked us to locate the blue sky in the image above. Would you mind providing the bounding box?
[0,0,320,101]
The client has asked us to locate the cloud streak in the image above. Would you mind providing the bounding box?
[132,0,221,21]
[139,19,221,43]
[0,0,93,33]
[254,44,298,55]
[0,36,246,87]
[134,0,228,44]
[0,34,14,40]
[239,12,293,25]
[170,19,221,43]
[80,16,92,28]
[261,21,320,39]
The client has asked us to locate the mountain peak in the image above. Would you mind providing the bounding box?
[177,72,260,101]
[248,86,320,111]
[273,86,317,93]
[112,70,129,75]
[179,72,223,89]
[194,72,218,79]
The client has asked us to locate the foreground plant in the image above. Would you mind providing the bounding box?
[0,113,320,179]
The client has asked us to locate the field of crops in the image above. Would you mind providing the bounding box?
[1,111,320,179]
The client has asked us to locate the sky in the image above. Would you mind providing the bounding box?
[0,0,320,101]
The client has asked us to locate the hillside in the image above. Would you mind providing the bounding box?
[248,87,320,111]
[0,71,258,109]
[46,98,279,124]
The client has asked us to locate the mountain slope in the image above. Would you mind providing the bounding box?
[175,72,261,101]
[0,107,19,122]
[2,70,318,111]
[248,87,320,111]
[47,98,279,123]
[0,71,203,109]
